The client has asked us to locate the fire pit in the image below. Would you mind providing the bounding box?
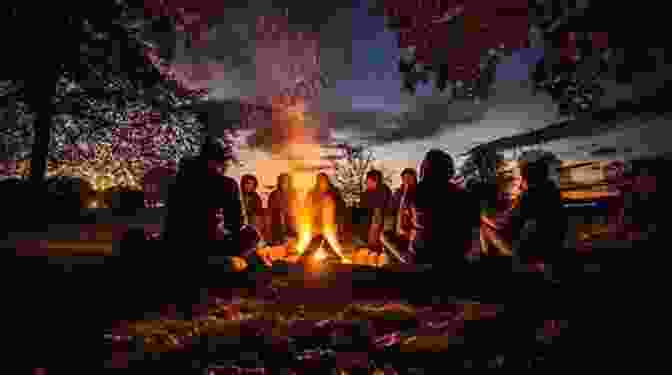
[255,234,389,269]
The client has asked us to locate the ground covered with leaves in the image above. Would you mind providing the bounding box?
[106,287,565,372]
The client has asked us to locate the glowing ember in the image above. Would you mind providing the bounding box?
[313,243,328,262]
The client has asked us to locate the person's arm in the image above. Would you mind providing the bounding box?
[481,225,513,256]
[390,189,401,212]
[265,194,273,234]
[509,192,527,240]
[368,207,384,249]
[509,190,544,260]
[481,214,498,230]
[252,195,264,234]
[408,190,428,255]
[227,181,243,238]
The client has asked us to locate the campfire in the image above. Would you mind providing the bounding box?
[255,186,389,268]
[249,103,389,269]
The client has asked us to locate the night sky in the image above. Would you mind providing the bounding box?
[171,1,668,189]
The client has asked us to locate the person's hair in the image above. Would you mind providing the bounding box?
[200,136,234,162]
[366,169,383,185]
[312,172,338,194]
[421,149,455,181]
[400,168,417,178]
[241,174,258,190]
[277,173,291,190]
[519,160,549,184]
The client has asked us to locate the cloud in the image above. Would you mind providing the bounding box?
[317,90,500,147]
[171,4,357,100]
[306,71,565,149]
[244,114,333,153]
[167,4,361,159]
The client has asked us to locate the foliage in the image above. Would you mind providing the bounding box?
[517,149,561,173]
[0,0,228,184]
[529,2,669,117]
[383,1,528,100]
[331,144,373,206]
[458,148,505,187]
[331,143,392,206]
[382,1,668,117]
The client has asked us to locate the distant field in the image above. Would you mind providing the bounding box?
[5,208,166,255]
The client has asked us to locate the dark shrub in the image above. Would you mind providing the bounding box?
[110,188,145,214]
[44,176,92,220]
[0,178,30,229]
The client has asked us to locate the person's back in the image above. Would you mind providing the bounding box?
[411,150,480,265]
[414,179,479,263]
[357,170,390,251]
[167,159,238,234]
[510,166,567,265]
[268,181,297,244]
[163,143,242,255]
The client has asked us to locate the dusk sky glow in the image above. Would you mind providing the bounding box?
[165,1,668,190]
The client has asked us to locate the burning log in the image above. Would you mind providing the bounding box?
[352,248,389,267]
[252,235,390,270]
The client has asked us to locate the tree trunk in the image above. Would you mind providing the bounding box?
[26,70,59,188]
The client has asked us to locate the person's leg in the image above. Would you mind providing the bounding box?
[381,230,410,263]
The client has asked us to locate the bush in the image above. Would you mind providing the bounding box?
[0,178,30,229]
[44,176,93,219]
[109,188,145,214]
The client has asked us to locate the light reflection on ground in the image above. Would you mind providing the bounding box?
[106,291,564,370]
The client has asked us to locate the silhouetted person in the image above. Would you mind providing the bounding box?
[241,174,265,238]
[268,173,297,245]
[509,157,567,269]
[410,149,479,265]
[163,136,242,253]
[307,173,346,239]
[625,161,660,244]
[359,169,391,252]
[386,168,418,253]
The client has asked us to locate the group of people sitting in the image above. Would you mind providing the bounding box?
[161,137,569,271]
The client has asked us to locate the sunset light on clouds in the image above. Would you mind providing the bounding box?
[146,1,671,192]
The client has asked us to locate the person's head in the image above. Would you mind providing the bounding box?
[519,159,550,187]
[420,149,454,181]
[277,173,291,192]
[605,160,626,184]
[316,173,331,193]
[400,168,417,190]
[241,174,258,193]
[366,169,383,192]
[200,136,234,176]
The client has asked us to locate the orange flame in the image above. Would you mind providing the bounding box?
[313,245,328,262]
[289,170,345,261]
[269,99,346,262]
[321,198,345,261]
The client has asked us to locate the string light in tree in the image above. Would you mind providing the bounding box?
[53,143,146,191]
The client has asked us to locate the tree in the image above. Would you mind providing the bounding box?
[528,1,671,117]
[458,147,505,187]
[0,0,221,188]
[332,144,374,207]
[377,165,396,188]
[517,149,561,170]
[379,0,529,100]
[331,143,392,207]
[378,1,669,117]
